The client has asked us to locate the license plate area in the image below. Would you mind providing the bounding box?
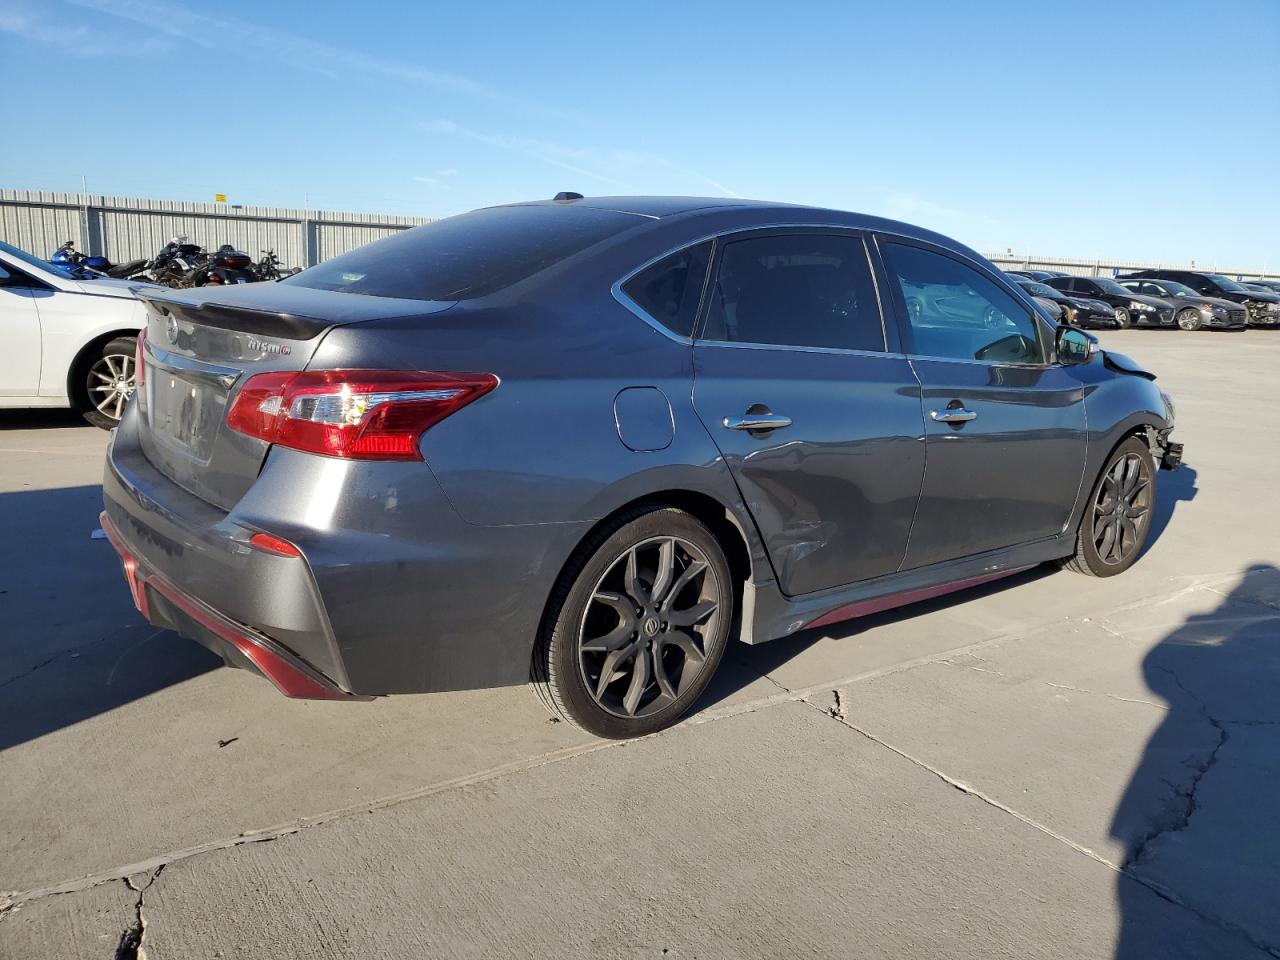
[147,370,229,462]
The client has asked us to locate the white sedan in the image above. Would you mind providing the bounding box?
[0,240,149,428]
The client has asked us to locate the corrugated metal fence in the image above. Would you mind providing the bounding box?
[3,188,1274,281]
[986,252,1277,281]
[0,189,433,270]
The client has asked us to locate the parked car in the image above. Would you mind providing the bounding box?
[1115,278,1247,331]
[1045,275,1176,328]
[1117,270,1280,327]
[1005,269,1069,283]
[1241,279,1280,295]
[1009,277,1118,330]
[100,196,1181,738]
[1011,280,1064,322]
[0,240,148,428]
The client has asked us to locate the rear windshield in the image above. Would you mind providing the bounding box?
[285,204,642,301]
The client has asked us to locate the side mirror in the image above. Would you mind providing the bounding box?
[1056,325,1098,365]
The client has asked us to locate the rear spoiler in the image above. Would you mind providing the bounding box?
[131,289,334,341]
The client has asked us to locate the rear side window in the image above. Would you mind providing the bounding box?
[700,233,884,352]
[621,241,712,338]
[285,205,641,301]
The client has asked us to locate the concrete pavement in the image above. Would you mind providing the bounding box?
[1,331,1277,958]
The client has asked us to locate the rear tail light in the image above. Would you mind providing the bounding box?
[226,370,498,461]
[135,326,148,388]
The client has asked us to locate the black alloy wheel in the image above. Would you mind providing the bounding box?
[1065,437,1156,577]
[534,506,733,738]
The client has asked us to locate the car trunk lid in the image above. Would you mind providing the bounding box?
[133,284,455,511]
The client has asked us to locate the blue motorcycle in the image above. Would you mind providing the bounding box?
[50,241,150,281]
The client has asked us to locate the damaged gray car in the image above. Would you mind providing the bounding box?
[101,195,1182,738]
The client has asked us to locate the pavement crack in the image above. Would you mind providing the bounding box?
[1126,665,1228,870]
[0,624,141,690]
[115,865,163,960]
[802,696,1279,959]
[1042,681,1169,710]
[828,689,846,720]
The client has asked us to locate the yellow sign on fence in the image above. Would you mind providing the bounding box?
[214,193,227,203]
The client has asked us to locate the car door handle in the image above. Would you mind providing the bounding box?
[930,407,978,423]
[723,414,792,431]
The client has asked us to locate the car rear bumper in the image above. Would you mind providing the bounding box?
[100,510,369,700]
[102,404,590,698]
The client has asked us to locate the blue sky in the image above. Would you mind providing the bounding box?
[2,0,1277,265]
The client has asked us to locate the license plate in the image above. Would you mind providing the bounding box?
[236,278,248,284]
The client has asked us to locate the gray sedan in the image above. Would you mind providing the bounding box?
[101,196,1181,738]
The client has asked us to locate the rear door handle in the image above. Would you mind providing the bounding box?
[930,407,977,423]
[723,414,792,431]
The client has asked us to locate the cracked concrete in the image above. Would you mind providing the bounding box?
[2,331,1279,957]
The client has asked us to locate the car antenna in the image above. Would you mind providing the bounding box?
[553,191,584,202]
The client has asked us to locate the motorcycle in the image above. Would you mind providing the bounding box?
[194,244,257,286]
[148,236,208,288]
[50,241,149,281]
[253,249,300,281]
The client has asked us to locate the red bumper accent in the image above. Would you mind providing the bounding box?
[806,566,1035,631]
[100,512,371,701]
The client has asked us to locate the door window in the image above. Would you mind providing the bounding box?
[700,234,884,352]
[882,242,1045,365]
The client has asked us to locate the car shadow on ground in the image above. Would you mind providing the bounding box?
[0,410,90,430]
[1141,463,1197,559]
[0,484,218,753]
[1112,562,1280,957]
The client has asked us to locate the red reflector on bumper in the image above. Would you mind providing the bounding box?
[249,531,302,557]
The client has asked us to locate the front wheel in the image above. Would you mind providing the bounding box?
[533,506,733,738]
[79,335,138,429]
[1113,307,1131,329]
[1175,307,1203,331]
[1064,437,1156,577]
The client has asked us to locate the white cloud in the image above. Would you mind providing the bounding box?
[66,0,571,118]
[420,119,742,198]
[0,0,170,56]
[881,191,995,226]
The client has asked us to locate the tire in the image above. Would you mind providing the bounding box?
[1113,307,1131,329]
[78,335,138,429]
[532,505,734,739]
[1174,308,1203,331]
[1064,437,1156,577]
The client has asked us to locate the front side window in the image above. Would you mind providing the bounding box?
[700,233,884,352]
[621,241,712,339]
[882,242,1044,365]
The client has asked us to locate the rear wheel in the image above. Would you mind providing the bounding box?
[533,506,733,739]
[1175,307,1203,331]
[79,335,138,429]
[1065,437,1156,577]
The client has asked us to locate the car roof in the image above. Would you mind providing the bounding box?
[494,196,807,218]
